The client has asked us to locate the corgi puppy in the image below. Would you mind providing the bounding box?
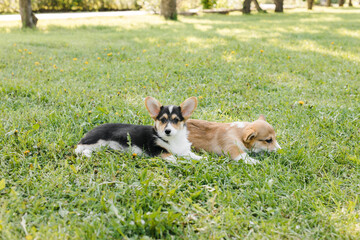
[75,97,202,162]
[187,115,281,164]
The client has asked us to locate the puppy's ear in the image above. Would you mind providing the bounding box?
[180,97,198,120]
[145,97,162,120]
[243,128,257,143]
[258,115,266,121]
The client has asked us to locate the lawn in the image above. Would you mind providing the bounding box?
[0,8,360,239]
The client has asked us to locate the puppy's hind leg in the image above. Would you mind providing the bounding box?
[75,144,93,157]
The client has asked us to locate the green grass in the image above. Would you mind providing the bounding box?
[1,8,360,239]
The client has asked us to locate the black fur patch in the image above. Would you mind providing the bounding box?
[78,123,167,156]
[156,105,184,122]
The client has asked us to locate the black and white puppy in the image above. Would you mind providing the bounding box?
[75,96,202,161]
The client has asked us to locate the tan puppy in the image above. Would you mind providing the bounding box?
[187,115,281,164]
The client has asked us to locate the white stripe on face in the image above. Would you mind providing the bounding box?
[164,122,178,137]
[168,105,174,113]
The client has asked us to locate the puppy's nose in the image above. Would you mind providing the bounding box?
[165,129,171,135]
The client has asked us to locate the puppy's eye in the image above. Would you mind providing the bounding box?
[160,118,167,123]
[265,138,273,143]
[172,118,179,124]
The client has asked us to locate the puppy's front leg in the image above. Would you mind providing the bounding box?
[227,145,260,165]
[183,151,204,160]
[160,153,177,163]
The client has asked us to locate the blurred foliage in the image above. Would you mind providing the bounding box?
[0,0,202,13]
[201,0,217,9]
[1,0,141,12]
[0,0,340,14]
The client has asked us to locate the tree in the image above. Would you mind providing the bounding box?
[326,0,332,7]
[307,0,314,9]
[349,0,353,6]
[19,0,37,28]
[160,0,177,20]
[274,0,284,12]
[242,0,266,14]
[339,0,345,6]
[242,0,251,14]
[253,0,266,12]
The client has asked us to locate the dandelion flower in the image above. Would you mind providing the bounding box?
[18,49,23,52]
[298,101,304,105]
[73,58,77,61]
[49,57,53,60]
[60,69,64,72]
[28,52,32,55]
[24,49,27,52]
[35,62,40,66]
[25,235,33,240]
[260,49,264,53]
[132,153,137,157]
[198,96,203,100]
[85,61,89,64]
[24,150,30,155]
[39,69,43,72]
[13,43,16,47]
[346,70,350,72]
[97,57,101,60]
[53,64,57,69]
[231,50,235,54]
[107,53,113,56]
[142,49,147,53]
[88,110,92,113]
[185,64,189,67]
[331,42,334,45]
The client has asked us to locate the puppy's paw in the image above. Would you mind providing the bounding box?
[235,153,260,165]
[189,152,204,160]
[161,153,177,163]
[243,156,260,165]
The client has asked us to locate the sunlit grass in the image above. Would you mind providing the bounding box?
[0,8,360,239]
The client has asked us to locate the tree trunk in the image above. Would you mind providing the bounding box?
[242,0,251,14]
[339,0,345,6]
[253,0,266,12]
[307,0,314,9]
[349,0,353,6]
[19,0,37,28]
[326,0,331,6]
[274,0,284,12]
[161,0,177,20]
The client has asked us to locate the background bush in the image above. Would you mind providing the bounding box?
[0,0,203,13]
[0,0,316,13]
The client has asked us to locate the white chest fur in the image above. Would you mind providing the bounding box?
[156,128,192,156]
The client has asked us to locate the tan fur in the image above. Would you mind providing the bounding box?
[187,116,280,160]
